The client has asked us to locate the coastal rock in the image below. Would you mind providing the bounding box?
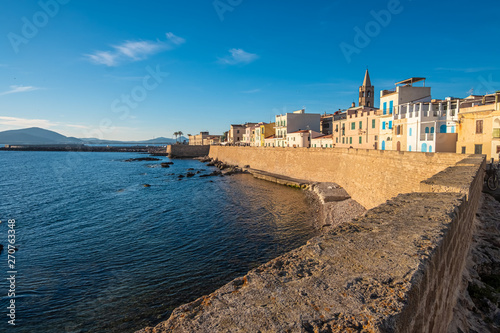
[186,172,195,178]
[160,163,171,168]
[199,170,222,178]
[124,157,161,162]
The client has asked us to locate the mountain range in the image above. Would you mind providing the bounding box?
[0,127,187,145]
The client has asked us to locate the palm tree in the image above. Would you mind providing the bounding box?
[173,131,179,142]
[177,131,183,142]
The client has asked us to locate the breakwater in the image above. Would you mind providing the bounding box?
[139,147,485,332]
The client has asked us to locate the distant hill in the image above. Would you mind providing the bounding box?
[80,136,188,145]
[0,127,83,145]
[0,127,188,146]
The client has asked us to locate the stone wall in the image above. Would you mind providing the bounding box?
[209,146,466,209]
[138,153,485,333]
[167,144,210,158]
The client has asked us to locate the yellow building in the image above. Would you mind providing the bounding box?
[457,93,500,161]
[260,123,275,146]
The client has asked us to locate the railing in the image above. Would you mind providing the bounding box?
[420,133,435,141]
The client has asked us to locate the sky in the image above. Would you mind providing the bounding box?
[0,0,499,141]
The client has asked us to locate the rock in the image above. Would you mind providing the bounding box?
[0,244,3,254]
[187,168,195,171]
[186,172,195,178]
[178,175,185,178]
[124,157,161,162]
[143,184,151,187]
[199,170,222,178]
[160,163,171,168]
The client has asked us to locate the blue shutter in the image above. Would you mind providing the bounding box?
[383,102,387,115]
[389,101,393,114]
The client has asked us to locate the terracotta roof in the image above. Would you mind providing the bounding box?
[289,130,310,134]
[312,134,333,140]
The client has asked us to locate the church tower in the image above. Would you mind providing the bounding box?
[359,69,374,108]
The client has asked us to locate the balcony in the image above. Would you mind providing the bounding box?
[420,133,435,141]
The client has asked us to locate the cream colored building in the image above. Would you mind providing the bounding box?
[379,77,431,150]
[274,109,321,147]
[311,134,334,148]
[457,93,500,161]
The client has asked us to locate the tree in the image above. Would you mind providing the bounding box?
[177,131,183,142]
[173,131,179,142]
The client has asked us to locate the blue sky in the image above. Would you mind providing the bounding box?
[1,0,499,140]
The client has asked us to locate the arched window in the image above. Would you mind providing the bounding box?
[421,143,427,152]
[409,145,412,152]
[440,124,447,133]
[367,91,371,97]
[425,127,429,134]
[429,145,433,153]
[362,91,365,97]
[430,127,435,134]
[381,140,386,151]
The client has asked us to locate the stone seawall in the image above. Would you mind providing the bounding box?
[138,148,485,333]
[166,144,210,158]
[208,146,466,209]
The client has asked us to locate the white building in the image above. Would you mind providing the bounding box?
[395,98,460,153]
[274,109,321,147]
[286,130,323,148]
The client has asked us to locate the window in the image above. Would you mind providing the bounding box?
[335,124,339,131]
[430,127,435,134]
[367,101,371,107]
[336,138,338,143]
[372,119,376,128]
[389,101,394,114]
[382,122,386,130]
[362,91,365,97]
[409,145,412,152]
[237,130,240,134]
[351,122,355,130]
[493,128,500,138]
[461,146,466,154]
[389,121,393,129]
[421,143,427,152]
[381,140,386,150]
[409,128,412,136]
[359,136,362,144]
[425,127,429,134]
[349,137,352,144]
[440,124,447,133]
[429,146,433,153]
[367,91,371,97]
[375,135,378,141]
[342,138,345,144]
[383,102,387,115]
[359,121,362,129]
[474,144,483,154]
[476,120,483,134]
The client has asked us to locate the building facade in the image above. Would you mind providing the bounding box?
[274,109,321,147]
[457,93,500,160]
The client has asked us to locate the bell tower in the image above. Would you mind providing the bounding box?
[359,69,374,108]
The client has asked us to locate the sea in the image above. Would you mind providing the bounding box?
[0,151,317,333]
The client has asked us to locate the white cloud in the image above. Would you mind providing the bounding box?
[0,85,40,96]
[0,116,55,128]
[166,32,185,46]
[85,32,185,67]
[218,48,259,65]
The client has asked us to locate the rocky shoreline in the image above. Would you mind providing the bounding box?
[136,157,368,333]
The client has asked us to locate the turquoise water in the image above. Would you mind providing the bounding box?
[0,151,316,332]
